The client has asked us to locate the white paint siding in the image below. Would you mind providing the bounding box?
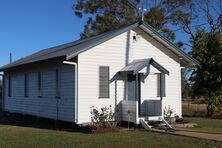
[4,62,75,122]
[77,27,182,123]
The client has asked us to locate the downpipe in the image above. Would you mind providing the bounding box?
[63,61,78,123]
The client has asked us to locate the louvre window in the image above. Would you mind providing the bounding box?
[55,69,61,98]
[8,75,11,97]
[24,73,28,97]
[157,73,166,97]
[38,72,43,97]
[99,66,110,98]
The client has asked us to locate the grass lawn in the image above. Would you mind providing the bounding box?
[184,117,222,134]
[0,125,221,148]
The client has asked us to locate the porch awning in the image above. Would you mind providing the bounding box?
[119,58,169,75]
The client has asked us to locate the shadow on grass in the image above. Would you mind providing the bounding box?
[0,112,92,134]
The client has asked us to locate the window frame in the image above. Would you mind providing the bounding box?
[98,66,110,99]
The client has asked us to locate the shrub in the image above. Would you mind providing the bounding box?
[90,105,115,127]
[164,106,176,123]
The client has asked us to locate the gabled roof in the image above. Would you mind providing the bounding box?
[0,21,199,71]
[119,58,169,75]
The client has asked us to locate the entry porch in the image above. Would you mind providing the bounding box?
[117,58,169,124]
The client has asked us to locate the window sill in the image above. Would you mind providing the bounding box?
[98,97,110,99]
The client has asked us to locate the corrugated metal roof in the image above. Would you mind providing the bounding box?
[0,21,199,71]
[119,58,169,75]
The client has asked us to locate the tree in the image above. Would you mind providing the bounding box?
[190,29,222,116]
[74,0,140,39]
[73,0,194,41]
[179,0,222,46]
[181,68,195,100]
[180,0,222,116]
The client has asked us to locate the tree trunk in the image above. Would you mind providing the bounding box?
[207,95,214,117]
[207,103,211,117]
[207,94,213,117]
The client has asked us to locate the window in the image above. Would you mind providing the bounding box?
[24,73,28,97]
[157,73,166,97]
[38,72,43,97]
[55,69,60,98]
[8,75,11,97]
[99,66,109,98]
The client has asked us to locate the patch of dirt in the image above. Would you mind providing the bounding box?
[174,130,222,142]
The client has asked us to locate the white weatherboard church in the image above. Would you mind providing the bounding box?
[0,21,199,126]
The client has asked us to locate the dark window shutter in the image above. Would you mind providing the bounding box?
[38,72,43,97]
[161,74,166,97]
[8,75,11,97]
[157,74,160,97]
[99,66,109,98]
[24,73,28,97]
[157,73,166,97]
[55,69,61,98]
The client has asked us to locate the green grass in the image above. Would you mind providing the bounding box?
[0,125,221,148]
[184,117,222,134]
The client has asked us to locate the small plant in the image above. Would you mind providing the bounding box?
[90,105,115,127]
[164,106,175,123]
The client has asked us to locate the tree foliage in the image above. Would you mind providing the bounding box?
[74,0,140,38]
[190,29,222,115]
[73,0,194,41]
[182,0,222,116]
[182,69,195,100]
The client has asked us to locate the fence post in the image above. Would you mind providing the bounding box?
[188,102,190,115]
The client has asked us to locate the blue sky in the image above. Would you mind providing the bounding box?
[0,0,202,67]
[0,0,87,66]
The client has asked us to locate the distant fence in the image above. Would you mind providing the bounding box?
[182,101,207,117]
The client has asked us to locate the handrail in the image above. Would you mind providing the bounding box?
[140,118,152,130]
[159,117,173,129]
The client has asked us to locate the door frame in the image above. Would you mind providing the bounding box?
[126,73,141,116]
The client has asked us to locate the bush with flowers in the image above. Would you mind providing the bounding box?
[164,106,176,123]
[90,105,115,127]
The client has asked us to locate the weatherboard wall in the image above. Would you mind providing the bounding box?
[77,27,182,123]
[3,62,75,122]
